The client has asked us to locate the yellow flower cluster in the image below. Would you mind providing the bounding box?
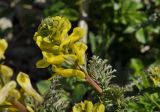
[0,39,42,112]
[72,100,105,112]
[34,16,87,79]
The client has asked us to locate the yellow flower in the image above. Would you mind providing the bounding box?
[72,100,105,112]
[84,100,94,112]
[52,66,85,79]
[35,36,60,53]
[93,103,105,112]
[0,81,16,105]
[52,16,71,42]
[72,102,85,112]
[33,32,39,41]
[0,64,13,83]
[36,54,77,68]
[0,39,8,60]
[17,72,43,103]
[36,58,50,68]
[60,27,85,51]
[34,16,87,79]
[42,52,77,65]
[9,89,21,100]
[71,42,87,65]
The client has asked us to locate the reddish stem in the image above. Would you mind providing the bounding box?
[11,100,27,112]
[77,65,103,94]
[85,74,103,94]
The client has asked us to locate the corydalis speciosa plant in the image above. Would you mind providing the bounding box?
[34,16,108,111]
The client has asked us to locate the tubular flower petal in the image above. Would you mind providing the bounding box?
[72,102,84,112]
[93,103,105,112]
[9,89,21,100]
[36,59,50,68]
[42,52,65,64]
[33,32,38,40]
[69,27,85,42]
[71,42,87,65]
[84,100,94,112]
[0,39,8,60]
[0,64,13,78]
[43,52,77,65]
[0,81,16,105]
[35,36,60,53]
[60,27,85,51]
[17,72,43,103]
[72,101,105,112]
[52,67,85,79]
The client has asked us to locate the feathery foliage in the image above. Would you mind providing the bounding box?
[88,55,116,90]
[38,76,70,112]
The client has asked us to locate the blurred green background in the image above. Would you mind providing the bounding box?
[1,0,160,85]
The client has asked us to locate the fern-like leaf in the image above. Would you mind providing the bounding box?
[87,55,116,90]
[38,76,70,112]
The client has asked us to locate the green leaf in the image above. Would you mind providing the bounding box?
[124,26,135,33]
[130,58,144,75]
[36,80,51,95]
[71,84,87,102]
[135,28,146,44]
